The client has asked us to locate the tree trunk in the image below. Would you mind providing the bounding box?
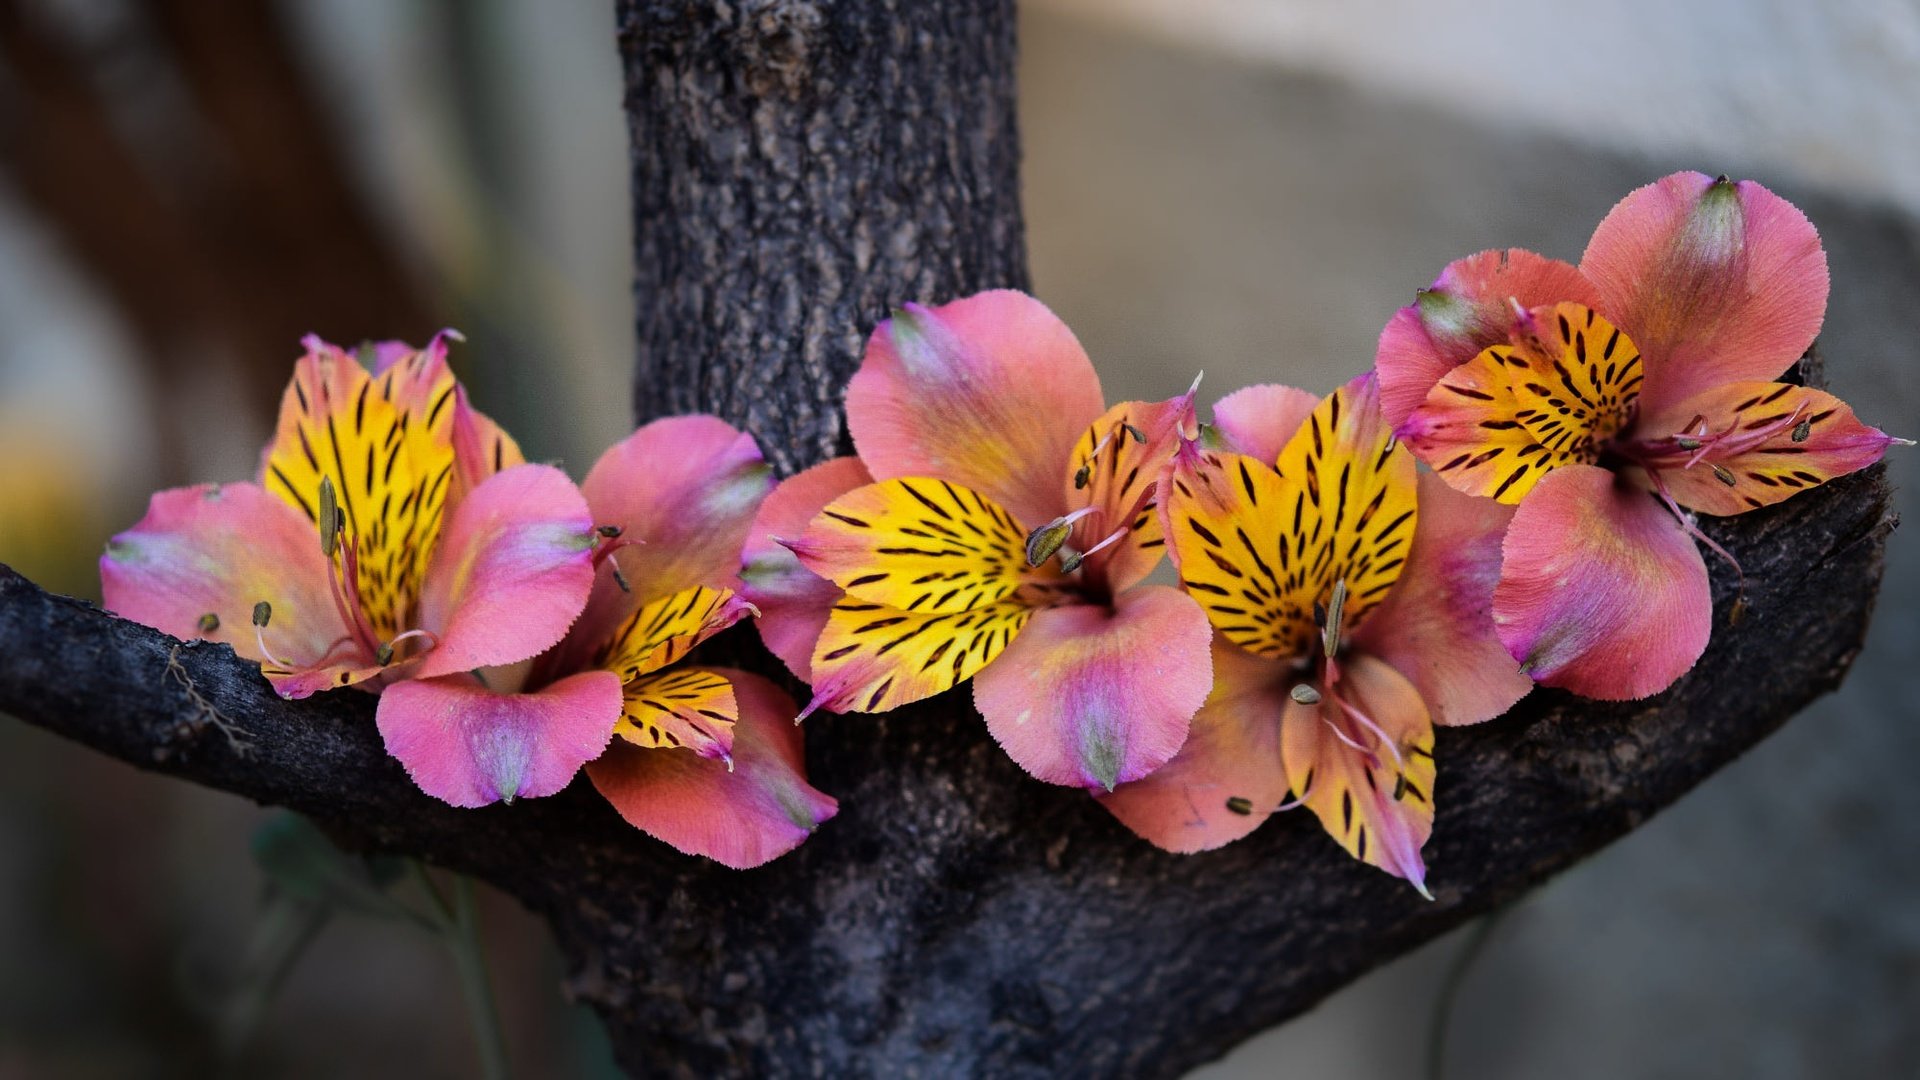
[0,2,1896,1078]
[621,0,1028,474]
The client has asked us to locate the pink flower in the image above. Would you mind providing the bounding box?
[1098,374,1530,893]
[103,333,600,777]
[742,290,1215,791]
[379,417,838,868]
[1378,172,1903,700]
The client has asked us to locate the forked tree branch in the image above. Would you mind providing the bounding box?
[0,1,1899,1076]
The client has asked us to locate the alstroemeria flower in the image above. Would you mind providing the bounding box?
[380,417,838,867]
[103,335,602,780]
[744,290,1214,791]
[1101,374,1532,893]
[1380,172,1902,699]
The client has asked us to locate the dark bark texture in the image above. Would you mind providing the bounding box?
[622,0,1027,473]
[0,1,1900,1078]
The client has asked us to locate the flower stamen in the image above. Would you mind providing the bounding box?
[250,601,289,669]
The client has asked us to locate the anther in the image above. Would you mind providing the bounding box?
[318,476,340,558]
[1290,683,1322,705]
[1674,435,1704,451]
[249,601,288,668]
[1057,550,1084,574]
[1073,464,1091,490]
[376,643,394,665]
[1791,419,1811,443]
[611,563,632,593]
[1321,579,1348,658]
[1711,464,1737,486]
[1392,774,1408,801]
[597,524,624,538]
[197,612,220,633]
[1123,422,1146,444]
[1024,507,1094,568]
[1026,521,1072,567]
[1225,796,1253,816]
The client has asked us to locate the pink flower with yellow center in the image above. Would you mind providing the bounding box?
[383,417,838,868]
[1100,374,1530,893]
[103,333,600,779]
[1378,172,1904,700]
[740,290,1215,791]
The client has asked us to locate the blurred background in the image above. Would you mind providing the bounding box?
[0,1,1913,1076]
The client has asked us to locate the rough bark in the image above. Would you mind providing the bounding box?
[0,1,1899,1078]
[621,0,1027,473]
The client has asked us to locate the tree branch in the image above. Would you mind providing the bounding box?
[0,444,1894,1076]
[0,0,1898,1076]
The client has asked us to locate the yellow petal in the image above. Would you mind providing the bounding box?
[1270,379,1420,639]
[1282,655,1437,888]
[1508,302,1643,465]
[1405,301,1644,505]
[1059,393,1194,592]
[806,597,1034,714]
[261,342,459,637]
[1168,449,1317,660]
[593,585,746,682]
[1171,377,1419,658]
[792,478,1037,614]
[614,666,737,759]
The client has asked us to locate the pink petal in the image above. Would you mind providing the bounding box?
[1282,656,1437,892]
[553,417,773,673]
[845,290,1107,530]
[973,585,1213,790]
[1375,249,1599,428]
[99,482,372,699]
[1352,471,1532,726]
[582,416,771,603]
[1630,381,1898,517]
[1581,172,1829,419]
[376,669,622,807]
[1493,463,1710,700]
[739,457,873,681]
[1210,383,1319,466]
[1097,640,1291,852]
[587,668,838,869]
[415,464,597,679]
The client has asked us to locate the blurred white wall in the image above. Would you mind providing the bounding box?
[1039,0,1920,215]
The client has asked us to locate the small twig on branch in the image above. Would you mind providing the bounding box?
[165,642,256,758]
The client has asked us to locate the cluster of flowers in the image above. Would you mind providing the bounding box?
[103,172,1900,889]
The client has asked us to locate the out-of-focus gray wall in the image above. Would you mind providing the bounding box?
[1041,0,1920,219]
